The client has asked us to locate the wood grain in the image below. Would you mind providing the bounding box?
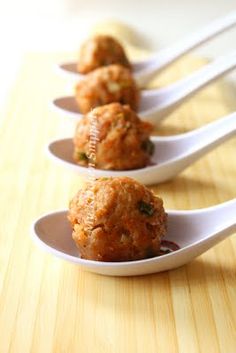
[0,48,235,353]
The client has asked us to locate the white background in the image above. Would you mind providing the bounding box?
[0,0,235,110]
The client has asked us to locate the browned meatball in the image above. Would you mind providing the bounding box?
[73,103,154,170]
[68,177,167,262]
[75,64,140,113]
[77,35,131,74]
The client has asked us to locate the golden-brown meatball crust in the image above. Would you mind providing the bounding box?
[75,64,139,113]
[77,35,131,74]
[73,103,154,170]
[68,177,167,262]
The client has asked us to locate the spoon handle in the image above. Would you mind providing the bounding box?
[172,111,236,174]
[144,51,236,121]
[190,198,236,230]
[186,111,236,150]
[135,12,236,84]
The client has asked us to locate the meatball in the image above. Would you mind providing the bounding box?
[77,35,131,74]
[73,103,154,170]
[68,177,167,262]
[75,64,139,113]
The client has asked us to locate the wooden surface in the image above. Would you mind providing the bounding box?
[0,45,236,353]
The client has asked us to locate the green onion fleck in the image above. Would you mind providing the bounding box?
[78,152,89,161]
[141,139,155,155]
[138,201,154,216]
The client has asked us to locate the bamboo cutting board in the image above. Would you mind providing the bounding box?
[0,29,236,352]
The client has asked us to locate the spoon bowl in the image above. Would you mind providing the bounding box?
[47,112,236,185]
[32,199,236,276]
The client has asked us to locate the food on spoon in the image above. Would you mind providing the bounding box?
[77,35,131,74]
[68,177,167,262]
[73,103,154,170]
[75,64,139,113]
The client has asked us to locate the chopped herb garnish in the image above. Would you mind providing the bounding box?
[116,113,125,120]
[78,152,89,161]
[108,43,117,54]
[141,139,155,155]
[138,201,154,216]
[107,82,120,93]
[120,81,131,88]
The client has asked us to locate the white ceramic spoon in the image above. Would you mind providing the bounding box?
[53,51,236,125]
[32,198,236,276]
[47,111,236,185]
[57,12,236,86]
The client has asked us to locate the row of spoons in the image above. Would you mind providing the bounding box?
[54,51,236,124]
[33,14,236,275]
[51,13,236,184]
[59,11,236,86]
